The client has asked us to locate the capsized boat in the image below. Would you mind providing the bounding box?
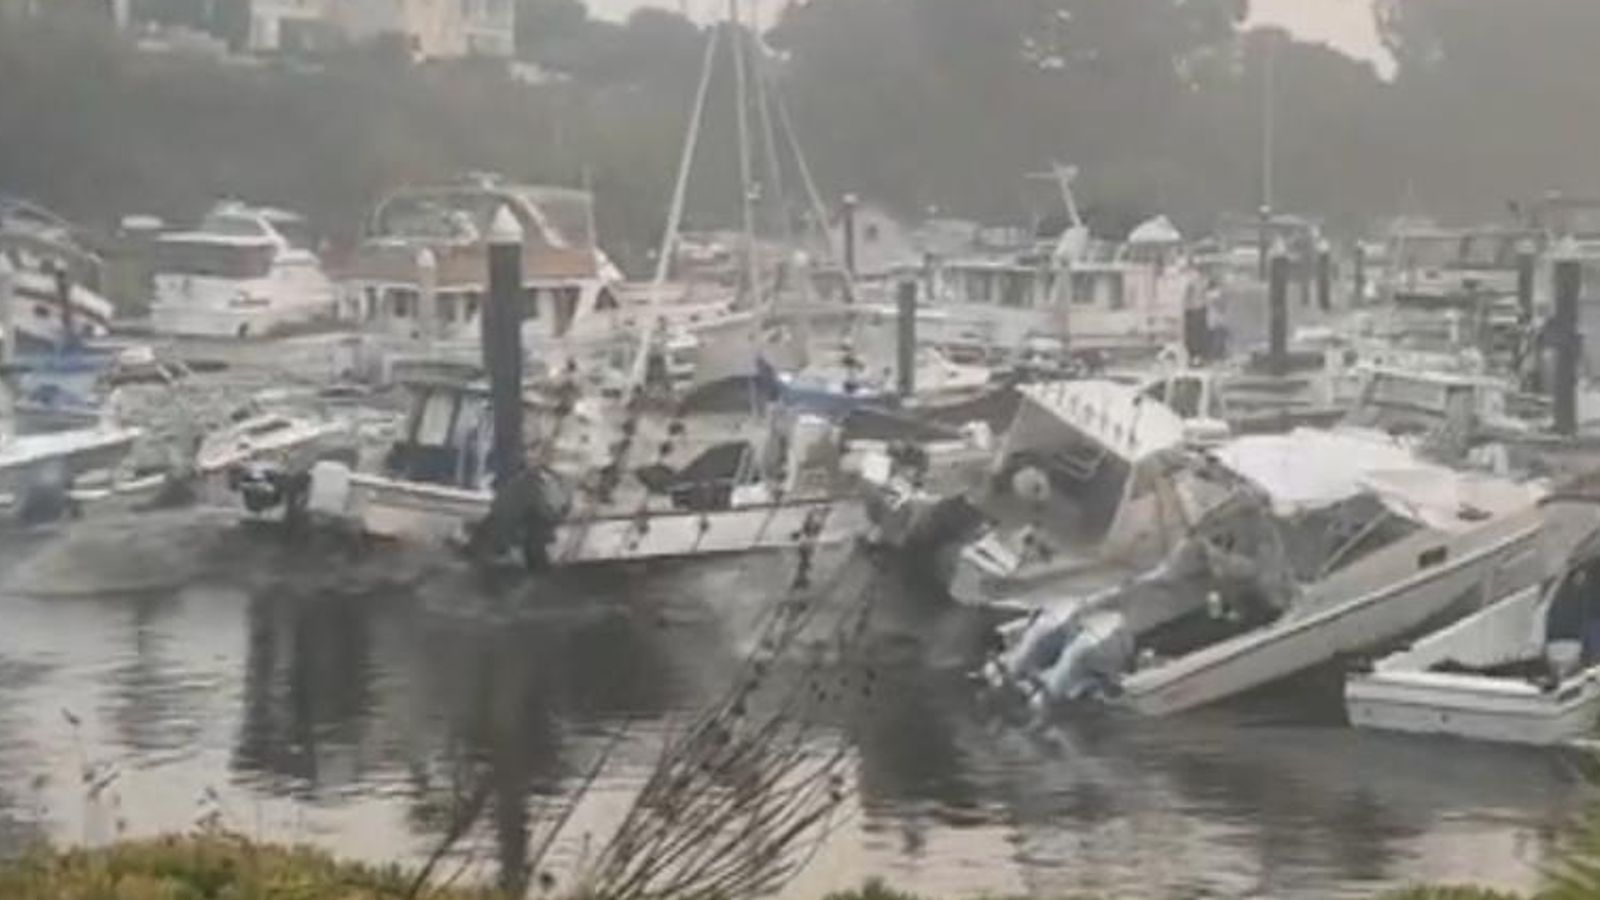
[1345,493,1600,745]
[986,426,1557,716]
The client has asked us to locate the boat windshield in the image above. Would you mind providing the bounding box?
[156,241,274,279]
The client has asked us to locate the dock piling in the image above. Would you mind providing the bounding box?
[896,279,917,398]
[1517,239,1537,325]
[1553,242,1582,437]
[842,193,858,280]
[1268,240,1290,376]
[0,253,13,365]
[485,206,526,487]
[1353,241,1366,307]
[1315,240,1332,312]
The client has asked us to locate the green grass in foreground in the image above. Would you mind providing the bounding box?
[0,834,502,899]
[0,840,1565,900]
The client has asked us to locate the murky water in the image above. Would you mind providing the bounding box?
[0,511,1591,899]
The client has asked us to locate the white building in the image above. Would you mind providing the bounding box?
[250,0,515,60]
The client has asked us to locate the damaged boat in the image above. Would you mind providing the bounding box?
[984,425,1557,716]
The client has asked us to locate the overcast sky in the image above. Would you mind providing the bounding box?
[586,0,1387,65]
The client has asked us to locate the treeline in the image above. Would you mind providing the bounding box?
[3,0,1600,272]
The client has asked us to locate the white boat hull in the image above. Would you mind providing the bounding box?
[150,273,336,339]
[1346,668,1600,746]
[1120,508,1546,716]
[327,467,869,565]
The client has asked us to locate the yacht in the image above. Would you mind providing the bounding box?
[0,196,115,352]
[149,201,337,338]
[339,175,749,379]
[907,169,1199,362]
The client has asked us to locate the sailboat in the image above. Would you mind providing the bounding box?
[301,7,871,572]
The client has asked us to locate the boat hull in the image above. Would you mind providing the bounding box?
[327,466,869,565]
[1346,668,1600,746]
[1120,508,1547,716]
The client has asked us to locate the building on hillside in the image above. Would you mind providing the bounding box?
[244,0,513,59]
[248,0,335,54]
[325,0,513,60]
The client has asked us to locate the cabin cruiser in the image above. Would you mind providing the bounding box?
[148,201,336,339]
[912,191,1198,362]
[1345,492,1600,746]
[0,375,143,520]
[303,362,868,569]
[984,425,1553,717]
[339,175,751,380]
[0,197,115,352]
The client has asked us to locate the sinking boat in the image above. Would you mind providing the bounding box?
[986,425,1556,716]
[1345,494,1600,745]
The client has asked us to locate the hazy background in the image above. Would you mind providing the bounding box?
[4,0,1597,272]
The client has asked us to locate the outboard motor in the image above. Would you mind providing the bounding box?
[228,463,311,520]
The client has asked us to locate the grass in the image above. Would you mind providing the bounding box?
[0,834,506,900]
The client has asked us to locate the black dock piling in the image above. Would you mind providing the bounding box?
[896,279,917,398]
[1315,241,1332,312]
[1183,292,1210,365]
[1353,241,1367,307]
[1517,239,1537,325]
[1268,241,1290,377]
[842,193,859,281]
[1553,245,1582,437]
[53,264,74,348]
[485,207,526,486]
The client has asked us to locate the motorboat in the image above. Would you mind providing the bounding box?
[1345,493,1600,745]
[932,377,1234,610]
[985,425,1559,717]
[0,196,116,352]
[149,201,337,338]
[910,168,1198,362]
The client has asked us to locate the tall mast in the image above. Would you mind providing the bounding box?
[630,22,719,390]
[730,0,760,308]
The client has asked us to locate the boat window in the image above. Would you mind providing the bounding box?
[389,288,417,319]
[596,288,619,311]
[1418,546,1447,569]
[523,287,541,320]
[33,304,50,319]
[552,287,579,336]
[465,293,480,321]
[438,293,456,323]
[1169,377,1203,419]
[1103,272,1126,310]
[156,241,273,278]
[413,391,457,446]
[1139,379,1168,406]
[198,214,269,238]
[1071,272,1097,305]
[1000,271,1030,308]
[243,419,290,438]
[364,287,378,320]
